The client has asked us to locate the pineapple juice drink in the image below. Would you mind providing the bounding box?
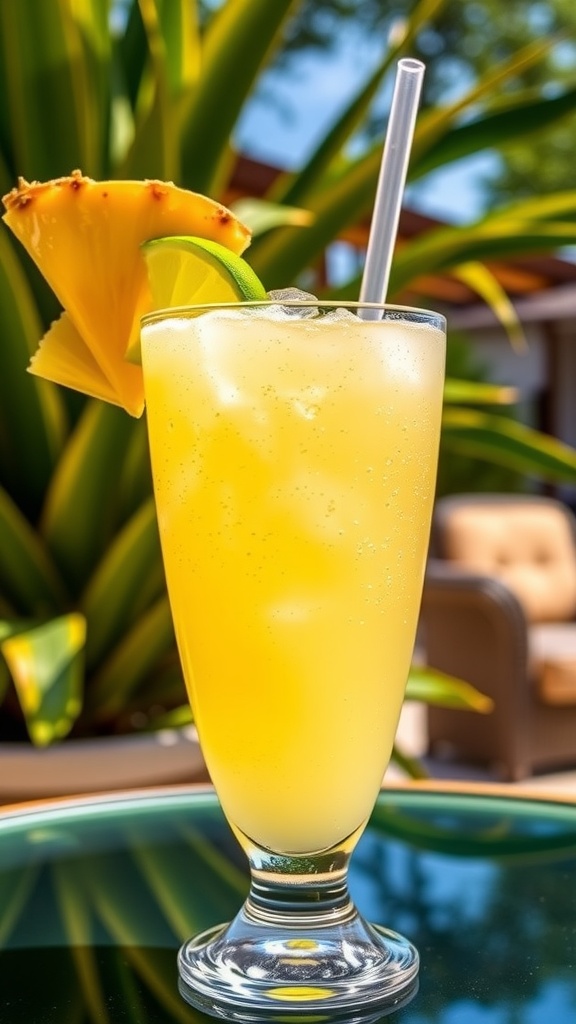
[142,304,445,854]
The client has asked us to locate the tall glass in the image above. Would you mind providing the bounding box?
[140,300,446,1019]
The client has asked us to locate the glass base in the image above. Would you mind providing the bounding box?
[178,904,419,1020]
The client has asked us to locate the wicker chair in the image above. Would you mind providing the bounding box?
[421,494,576,781]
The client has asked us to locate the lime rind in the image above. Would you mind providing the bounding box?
[128,235,267,364]
[142,235,267,299]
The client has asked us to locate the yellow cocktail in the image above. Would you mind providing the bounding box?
[142,302,444,855]
[141,300,445,1017]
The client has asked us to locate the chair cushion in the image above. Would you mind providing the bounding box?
[441,504,576,623]
[530,623,576,705]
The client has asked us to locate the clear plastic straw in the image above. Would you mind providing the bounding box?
[359,58,425,315]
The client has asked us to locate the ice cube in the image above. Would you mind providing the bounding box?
[267,288,318,302]
[267,292,365,324]
[319,307,363,323]
[267,288,319,318]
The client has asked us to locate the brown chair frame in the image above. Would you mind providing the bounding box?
[421,494,576,781]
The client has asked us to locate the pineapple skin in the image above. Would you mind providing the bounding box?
[2,171,252,416]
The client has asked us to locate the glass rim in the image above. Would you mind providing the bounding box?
[141,299,446,330]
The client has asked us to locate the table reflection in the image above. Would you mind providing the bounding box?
[0,788,575,1023]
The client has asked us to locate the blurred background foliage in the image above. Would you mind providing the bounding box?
[1,0,576,750]
[203,0,576,204]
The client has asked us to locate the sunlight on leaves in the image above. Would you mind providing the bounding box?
[1,614,86,745]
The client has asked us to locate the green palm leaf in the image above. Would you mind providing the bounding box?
[451,261,527,353]
[1,613,86,745]
[442,408,576,482]
[115,415,153,522]
[407,665,493,712]
[40,401,137,594]
[118,0,175,180]
[88,596,174,721]
[0,0,108,180]
[0,620,31,708]
[0,485,68,614]
[155,0,201,106]
[81,498,162,670]
[0,230,66,513]
[145,703,191,729]
[181,0,302,194]
[501,190,576,221]
[389,208,576,293]
[410,34,563,163]
[118,0,201,177]
[411,84,576,181]
[0,658,9,709]
[231,197,313,237]
[269,0,448,208]
[68,0,112,176]
[248,144,383,289]
[443,379,518,406]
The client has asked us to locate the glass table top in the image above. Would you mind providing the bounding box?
[0,784,575,1023]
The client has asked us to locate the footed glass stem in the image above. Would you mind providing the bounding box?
[178,831,419,1020]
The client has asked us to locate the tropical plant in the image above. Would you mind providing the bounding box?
[2,0,576,750]
[263,0,576,204]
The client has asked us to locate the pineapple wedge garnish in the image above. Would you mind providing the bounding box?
[2,171,251,416]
